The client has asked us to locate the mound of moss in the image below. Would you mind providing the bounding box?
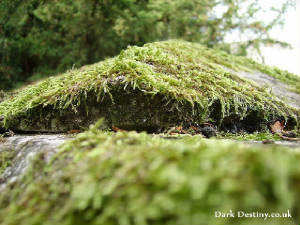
[0,40,298,133]
[0,125,299,225]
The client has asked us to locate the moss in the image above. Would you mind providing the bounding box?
[211,47,300,93]
[0,40,298,132]
[0,148,15,174]
[218,132,283,141]
[0,90,14,104]
[0,125,299,225]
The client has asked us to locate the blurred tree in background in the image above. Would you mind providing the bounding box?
[0,0,296,90]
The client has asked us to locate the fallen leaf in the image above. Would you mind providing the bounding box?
[68,129,81,134]
[191,126,198,131]
[270,121,285,134]
[112,126,126,132]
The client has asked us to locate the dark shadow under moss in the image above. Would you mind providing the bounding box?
[4,85,297,134]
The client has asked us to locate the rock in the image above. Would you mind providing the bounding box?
[225,69,300,109]
[262,140,275,144]
[0,41,299,225]
[2,130,14,137]
[0,40,298,133]
[0,131,299,225]
[282,131,297,138]
[8,90,202,133]
[0,135,70,190]
[199,126,217,138]
[244,140,300,148]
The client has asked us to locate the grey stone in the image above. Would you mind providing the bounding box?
[0,135,70,190]
[222,67,300,109]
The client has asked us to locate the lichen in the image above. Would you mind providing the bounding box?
[0,40,298,132]
[0,127,299,225]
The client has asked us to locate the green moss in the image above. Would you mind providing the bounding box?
[211,47,300,93]
[0,126,299,225]
[218,132,283,141]
[0,40,298,131]
[0,148,15,174]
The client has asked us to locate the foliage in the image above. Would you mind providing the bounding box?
[0,128,299,225]
[0,40,298,131]
[0,0,296,90]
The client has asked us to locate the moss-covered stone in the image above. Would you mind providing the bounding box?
[0,134,69,189]
[0,127,299,225]
[0,40,299,133]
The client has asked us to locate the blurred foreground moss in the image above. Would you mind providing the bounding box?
[0,126,299,225]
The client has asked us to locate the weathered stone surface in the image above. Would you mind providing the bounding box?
[9,89,202,133]
[0,135,70,190]
[0,131,299,225]
[227,69,300,109]
[242,140,300,148]
[2,80,298,134]
[7,85,295,134]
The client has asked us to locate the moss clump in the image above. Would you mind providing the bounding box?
[0,40,298,132]
[0,126,299,225]
[0,148,15,174]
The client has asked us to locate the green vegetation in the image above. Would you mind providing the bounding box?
[0,125,299,225]
[0,40,298,132]
[219,132,283,141]
[0,148,15,174]
[0,0,295,90]
[1,2,298,225]
[0,135,5,143]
